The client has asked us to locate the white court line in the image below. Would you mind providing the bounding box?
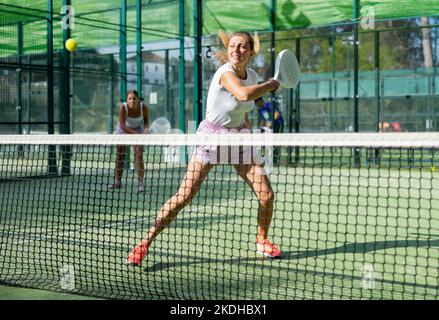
[1,215,147,247]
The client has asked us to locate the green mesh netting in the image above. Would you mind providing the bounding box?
[0,0,438,55]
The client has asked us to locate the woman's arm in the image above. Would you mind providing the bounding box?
[221,72,279,102]
[244,112,252,129]
[142,104,149,133]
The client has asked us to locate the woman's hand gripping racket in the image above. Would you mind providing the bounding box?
[273,49,300,89]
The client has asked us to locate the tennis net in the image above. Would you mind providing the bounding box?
[0,132,438,299]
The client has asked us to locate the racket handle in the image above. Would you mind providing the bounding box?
[268,78,280,91]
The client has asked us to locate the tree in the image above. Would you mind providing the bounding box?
[421,17,433,68]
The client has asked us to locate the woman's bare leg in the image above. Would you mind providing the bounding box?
[143,159,213,246]
[233,163,274,242]
[113,145,126,187]
[134,145,144,191]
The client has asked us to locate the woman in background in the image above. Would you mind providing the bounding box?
[110,90,149,193]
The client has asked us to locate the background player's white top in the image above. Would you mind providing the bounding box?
[123,102,144,129]
[205,62,259,128]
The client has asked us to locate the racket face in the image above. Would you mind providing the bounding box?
[274,49,300,89]
[150,117,171,134]
[274,51,282,80]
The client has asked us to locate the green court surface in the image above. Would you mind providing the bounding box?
[0,156,438,300]
[0,284,98,300]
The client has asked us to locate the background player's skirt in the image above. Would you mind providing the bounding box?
[114,124,144,151]
[114,123,143,134]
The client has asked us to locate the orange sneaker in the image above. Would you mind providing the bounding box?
[256,239,282,259]
[126,242,148,266]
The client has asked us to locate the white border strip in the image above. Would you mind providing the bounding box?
[1,132,439,148]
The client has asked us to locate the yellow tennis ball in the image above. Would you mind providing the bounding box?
[432,166,436,172]
[65,38,78,52]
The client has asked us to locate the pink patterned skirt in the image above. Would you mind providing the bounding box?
[193,119,262,165]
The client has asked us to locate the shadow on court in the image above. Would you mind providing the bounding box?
[145,238,439,273]
[283,238,439,260]
[144,255,271,273]
[142,238,439,292]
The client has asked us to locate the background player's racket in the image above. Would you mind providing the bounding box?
[150,117,171,134]
[273,49,300,89]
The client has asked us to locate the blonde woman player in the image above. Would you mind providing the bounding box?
[127,31,281,266]
[110,90,149,193]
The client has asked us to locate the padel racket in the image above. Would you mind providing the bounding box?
[273,49,300,89]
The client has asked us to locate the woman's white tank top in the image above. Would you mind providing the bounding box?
[123,102,144,129]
